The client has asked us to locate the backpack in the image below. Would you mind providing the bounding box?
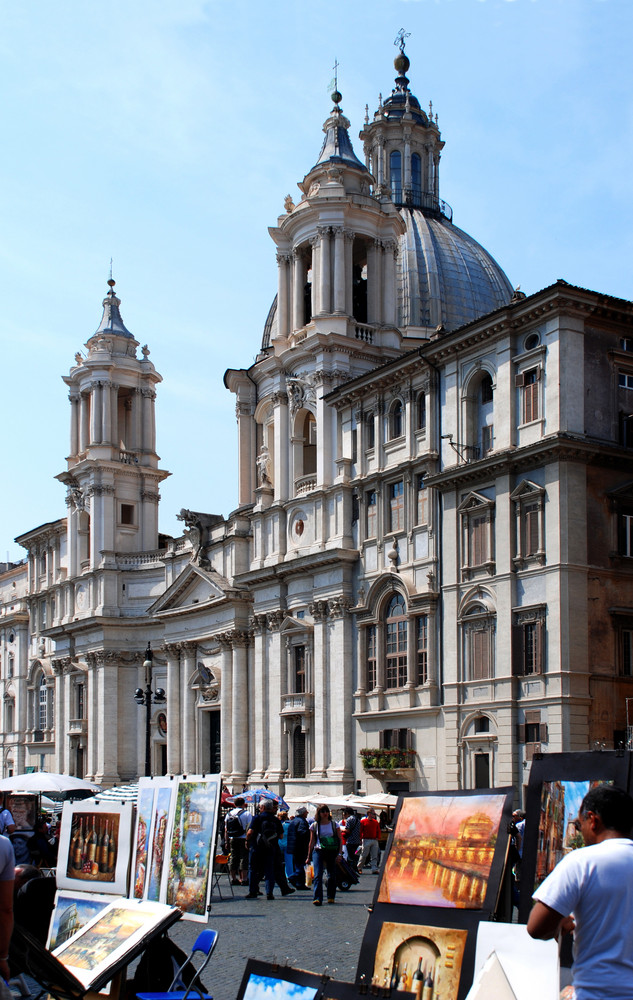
[257,817,279,848]
[226,809,246,838]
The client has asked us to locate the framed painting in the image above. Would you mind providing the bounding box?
[47,890,112,950]
[375,789,514,912]
[518,751,631,923]
[144,778,179,902]
[7,793,38,831]
[131,777,168,899]
[237,960,332,1000]
[161,776,222,920]
[56,799,135,895]
[52,898,180,991]
[357,909,484,1000]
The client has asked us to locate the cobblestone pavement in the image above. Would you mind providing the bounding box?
[169,873,379,1000]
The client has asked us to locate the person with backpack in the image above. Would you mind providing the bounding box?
[224,796,250,886]
[306,804,343,906]
[244,799,284,900]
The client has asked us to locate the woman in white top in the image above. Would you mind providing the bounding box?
[306,804,343,906]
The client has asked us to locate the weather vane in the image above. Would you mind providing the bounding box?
[394,29,410,54]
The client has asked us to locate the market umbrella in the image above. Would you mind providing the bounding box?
[84,782,139,803]
[0,772,100,799]
[228,788,289,810]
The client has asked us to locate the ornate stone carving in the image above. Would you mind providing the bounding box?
[256,446,272,486]
[309,600,329,622]
[286,374,316,415]
[51,657,71,675]
[141,490,160,503]
[270,391,289,407]
[328,596,353,618]
[251,614,268,635]
[177,509,224,569]
[267,610,285,632]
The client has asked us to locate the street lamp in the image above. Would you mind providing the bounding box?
[134,642,166,777]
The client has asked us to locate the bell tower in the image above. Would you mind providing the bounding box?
[58,279,169,579]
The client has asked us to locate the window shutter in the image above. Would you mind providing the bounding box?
[525,710,541,725]
[534,619,543,674]
[539,723,548,743]
[535,367,542,381]
[515,373,525,387]
[517,723,526,743]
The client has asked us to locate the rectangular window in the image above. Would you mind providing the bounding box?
[416,475,427,525]
[524,502,540,556]
[389,481,404,532]
[351,428,357,464]
[517,367,541,423]
[121,503,135,525]
[471,629,491,680]
[386,621,407,688]
[620,514,633,557]
[470,515,489,566]
[294,645,306,693]
[365,414,375,450]
[76,683,85,719]
[366,491,377,537]
[416,616,428,684]
[619,372,633,389]
[481,424,493,456]
[366,625,377,690]
[620,339,633,352]
[381,728,410,750]
[512,613,545,676]
[622,630,633,678]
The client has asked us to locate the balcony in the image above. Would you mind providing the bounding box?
[281,692,314,717]
[119,450,140,465]
[360,747,416,781]
[294,474,317,495]
[68,718,87,737]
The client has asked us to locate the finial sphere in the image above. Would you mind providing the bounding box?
[331,89,342,105]
[394,52,410,75]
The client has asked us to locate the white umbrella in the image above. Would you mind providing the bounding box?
[0,772,100,797]
[84,782,139,803]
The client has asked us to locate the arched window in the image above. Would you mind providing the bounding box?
[385,594,407,688]
[411,153,422,205]
[38,674,48,730]
[365,412,375,450]
[390,400,403,440]
[461,603,495,681]
[302,412,317,475]
[390,150,402,203]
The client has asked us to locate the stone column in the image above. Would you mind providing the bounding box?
[310,235,320,320]
[345,231,354,317]
[272,391,289,502]
[250,617,267,780]
[79,393,89,452]
[231,631,250,783]
[376,138,385,188]
[266,612,284,781]
[403,129,411,191]
[236,401,255,506]
[90,383,102,444]
[309,601,329,777]
[292,249,304,331]
[276,252,291,340]
[165,644,181,774]
[326,598,355,782]
[69,393,80,457]
[110,383,119,448]
[94,652,120,784]
[51,659,66,774]
[367,239,382,325]
[382,240,397,327]
[318,226,331,315]
[333,227,346,314]
[101,380,112,445]
[15,624,29,773]
[180,642,197,774]
[219,639,233,778]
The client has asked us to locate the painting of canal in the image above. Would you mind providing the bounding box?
[534,779,609,888]
[165,777,221,919]
[378,793,506,908]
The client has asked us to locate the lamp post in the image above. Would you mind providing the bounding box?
[134,642,166,777]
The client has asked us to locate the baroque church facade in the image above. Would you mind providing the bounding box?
[2,48,633,797]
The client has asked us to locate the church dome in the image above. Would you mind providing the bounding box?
[398,208,513,331]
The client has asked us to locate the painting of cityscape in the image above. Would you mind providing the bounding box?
[132,781,159,898]
[534,779,610,888]
[377,792,510,909]
[162,776,221,920]
[370,920,468,1000]
[145,780,178,902]
[47,891,111,950]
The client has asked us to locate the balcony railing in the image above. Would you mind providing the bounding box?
[281,692,314,715]
[295,474,317,495]
[360,747,416,770]
[119,450,140,465]
[389,185,453,221]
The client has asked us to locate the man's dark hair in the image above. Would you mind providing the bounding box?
[580,784,633,835]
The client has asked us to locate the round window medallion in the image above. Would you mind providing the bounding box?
[294,519,305,536]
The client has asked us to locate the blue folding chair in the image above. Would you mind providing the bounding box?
[136,929,218,1000]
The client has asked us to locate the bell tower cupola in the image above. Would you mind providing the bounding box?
[58,279,170,574]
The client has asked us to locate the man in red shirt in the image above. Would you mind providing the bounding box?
[357,808,381,874]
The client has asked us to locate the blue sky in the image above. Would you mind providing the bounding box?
[1,0,631,561]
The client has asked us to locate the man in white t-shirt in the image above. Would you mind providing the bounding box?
[528,784,633,1000]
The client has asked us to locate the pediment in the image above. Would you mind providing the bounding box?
[510,479,544,501]
[149,564,230,616]
[279,615,313,635]
[457,490,493,513]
